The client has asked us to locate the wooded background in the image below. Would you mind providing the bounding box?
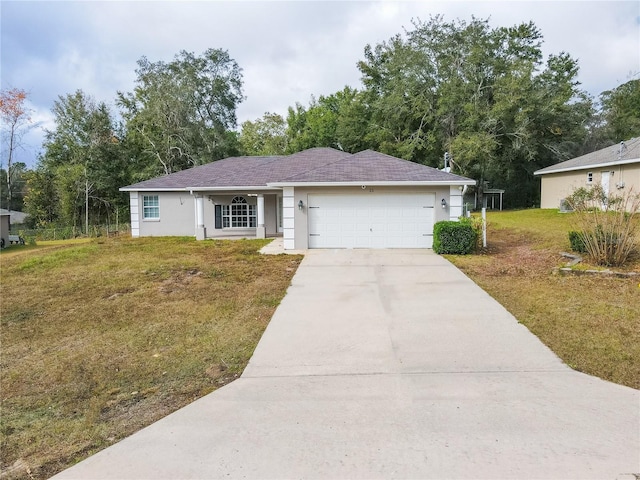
[2,17,639,230]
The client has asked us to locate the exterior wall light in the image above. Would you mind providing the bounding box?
[298,200,304,211]
[441,198,447,209]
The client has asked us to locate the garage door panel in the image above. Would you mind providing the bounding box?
[308,193,434,249]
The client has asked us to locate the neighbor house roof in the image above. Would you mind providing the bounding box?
[534,137,640,176]
[121,148,475,191]
[0,209,27,223]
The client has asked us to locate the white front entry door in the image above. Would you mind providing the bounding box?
[308,193,435,248]
[601,171,610,197]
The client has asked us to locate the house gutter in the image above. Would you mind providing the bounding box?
[534,157,640,176]
[119,186,279,193]
[267,180,476,188]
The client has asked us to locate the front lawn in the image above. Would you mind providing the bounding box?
[448,209,640,390]
[0,237,301,479]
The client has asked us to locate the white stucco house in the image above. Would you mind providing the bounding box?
[534,138,640,210]
[120,148,476,250]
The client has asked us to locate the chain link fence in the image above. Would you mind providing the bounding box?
[18,224,131,242]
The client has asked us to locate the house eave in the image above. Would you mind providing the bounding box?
[119,186,280,193]
[267,180,477,187]
[119,187,187,192]
[189,186,280,192]
[534,157,640,176]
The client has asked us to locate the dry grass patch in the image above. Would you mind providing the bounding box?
[448,209,639,390]
[0,237,301,479]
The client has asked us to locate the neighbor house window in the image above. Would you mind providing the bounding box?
[222,196,256,228]
[143,195,160,219]
[587,172,593,184]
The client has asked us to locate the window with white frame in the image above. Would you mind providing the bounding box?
[587,172,593,184]
[142,195,160,219]
[222,196,256,228]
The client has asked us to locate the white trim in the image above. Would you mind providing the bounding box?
[129,193,140,237]
[282,187,295,250]
[277,195,284,233]
[119,185,281,195]
[257,194,265,227]
[534,157,640,176]
[188,186,281,192]
[449,186,464,221]
[120,186,281,192]
[120,187,186,192]
[221,196,257,228]
[268,180,476,187]
[142,194,160,220]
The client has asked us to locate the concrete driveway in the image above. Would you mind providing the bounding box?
[54,249,639,479]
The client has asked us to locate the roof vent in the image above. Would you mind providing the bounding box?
[618,141,626,159]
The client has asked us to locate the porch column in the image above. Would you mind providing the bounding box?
[195,194,206,240]
[256,194,266,239]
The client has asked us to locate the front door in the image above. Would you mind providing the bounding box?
[601,171,610,197]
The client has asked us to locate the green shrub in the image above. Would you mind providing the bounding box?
[433,221,477,254]
[459,215,484,251]
[568,231,586,253]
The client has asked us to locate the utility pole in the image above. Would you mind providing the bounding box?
[85,167,89,236]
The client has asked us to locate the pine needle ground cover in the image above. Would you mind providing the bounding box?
[448,209,639,390]
[0,237,301,479]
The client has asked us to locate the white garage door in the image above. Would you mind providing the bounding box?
[308,193,435,248]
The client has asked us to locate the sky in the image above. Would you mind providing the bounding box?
[1,0,639,168]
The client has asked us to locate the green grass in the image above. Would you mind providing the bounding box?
[0,236,302,479]
[448,209,640,389]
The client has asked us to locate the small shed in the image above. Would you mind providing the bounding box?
[483,188,505,210]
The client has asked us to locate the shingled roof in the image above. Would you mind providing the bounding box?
[121,147,474,191]
[534,138,640,176]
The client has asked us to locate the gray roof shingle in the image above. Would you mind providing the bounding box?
[121,148,474,191]
[276,150,471,183]
[535,138,640,175]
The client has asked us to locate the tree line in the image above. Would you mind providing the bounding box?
[1,16,639,230]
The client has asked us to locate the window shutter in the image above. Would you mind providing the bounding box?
[215,205,222,229]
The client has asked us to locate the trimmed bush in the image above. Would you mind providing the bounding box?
[459,215,484,251]
[433,221,477,254]
[568,231,586,253]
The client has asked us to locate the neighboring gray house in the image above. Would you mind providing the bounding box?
[0,211,10,248]
[534,138,640,210]
[120,148,475,250]
[0,209,28,225]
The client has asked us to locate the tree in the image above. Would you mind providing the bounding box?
[0,162,27,211]
[118,49,244,176]
[239,112,287,155]
[600,78,640,141]
[355,16,590,207]
[39,90,126,230]
[0,88,32,211]
[285,87,367,153]
[23,166,59,227]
